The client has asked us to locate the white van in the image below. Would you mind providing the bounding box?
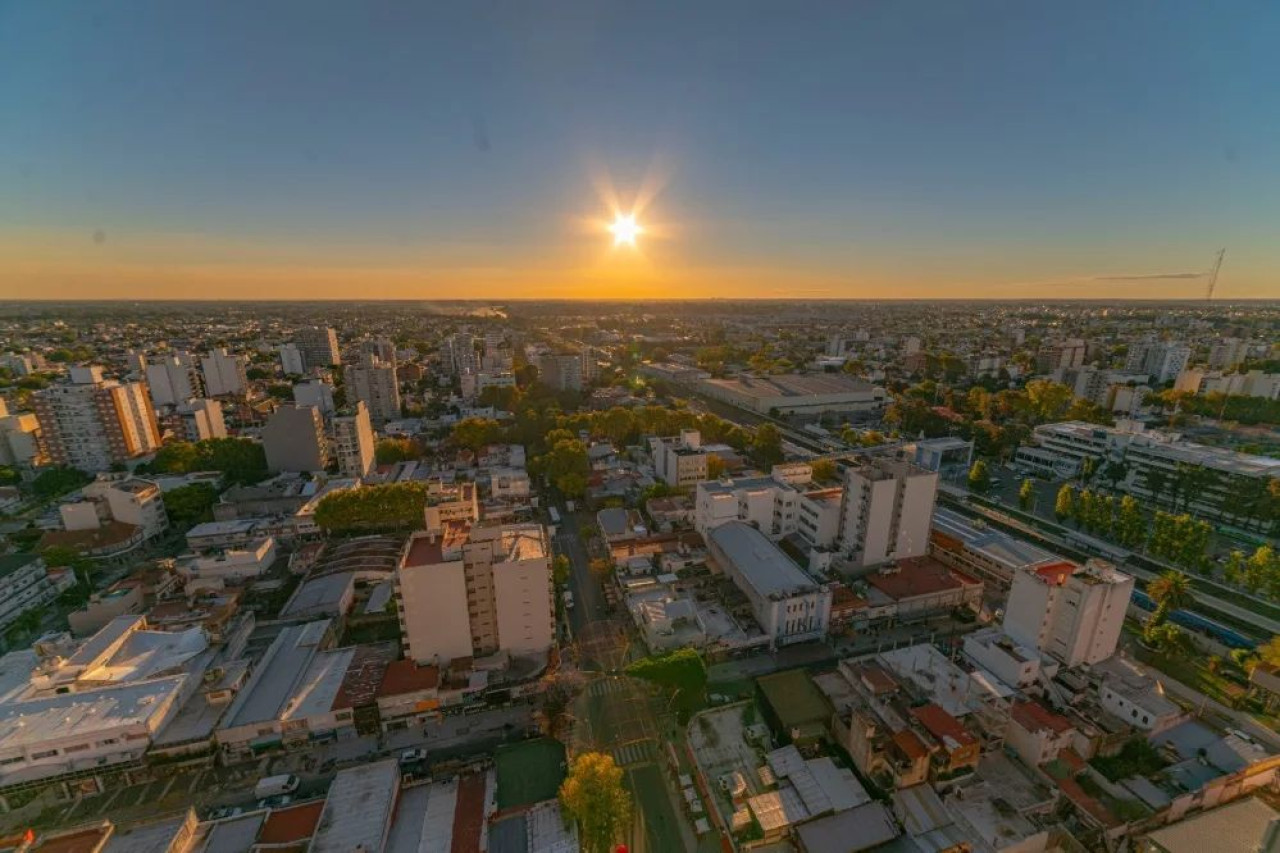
[254,774,300,800]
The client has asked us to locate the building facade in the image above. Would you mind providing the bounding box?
[332,402,376,478]
[262,405,329,473]
[344,354,401,426]
[33,366,161,472]
[1003,560,1132,667]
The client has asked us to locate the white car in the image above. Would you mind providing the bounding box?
[400,748,428,765]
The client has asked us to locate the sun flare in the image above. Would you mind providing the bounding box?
[608,214,643,247]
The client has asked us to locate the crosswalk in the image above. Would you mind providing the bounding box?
[611,740,656,768]
[585,678,628,698]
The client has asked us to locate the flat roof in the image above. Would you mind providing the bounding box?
[280,572,355,618]
[865,557,976,601]
[793,802,899,853]
[257,801,324,846]
[199,812,266,853]
[757,669,833,729]
[221,619,331,729]
[931,508,1057,570]
[705,373,878,399]
[0,676,186,753]
[310,759,400,853]
[709,522,818,599]
[1141,796,1280,853]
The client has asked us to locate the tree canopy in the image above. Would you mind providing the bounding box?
[313,482,430,533]
[559,752,631,853]
[149,438,267,485]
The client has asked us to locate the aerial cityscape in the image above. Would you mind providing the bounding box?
[3,3,1280,853]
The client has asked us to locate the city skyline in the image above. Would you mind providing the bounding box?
[4,2,1280,300]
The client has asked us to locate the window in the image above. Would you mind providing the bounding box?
[31,749,58,759]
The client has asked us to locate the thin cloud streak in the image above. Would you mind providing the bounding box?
[1094,272,1203,281]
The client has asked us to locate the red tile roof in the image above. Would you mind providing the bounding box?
[378,658,440,697]
[891,729,930,761]
[451,773,487,853]
[1010,700,1074,735]
[866,557,976,601]
[910,704,977,749]
[258,801,325,845]
[1033,562,1077,585]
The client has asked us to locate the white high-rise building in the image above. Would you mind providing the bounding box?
[1002,560,1132,667]
[145,355,202,407]
[201,348,249,397]
[296,326,341,371]
[1208,338,1252,370]
[838,458,938,569]
[344,354,400,426]
[177,398,226,441]
[396,522,554,666]
[33,366,161,472]
[1126,340,1191,384]
[332,402,376,478]
[279,343,305,376]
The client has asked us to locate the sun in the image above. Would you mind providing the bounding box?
[608,213,643,247]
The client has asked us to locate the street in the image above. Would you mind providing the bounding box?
[555,506,695,853]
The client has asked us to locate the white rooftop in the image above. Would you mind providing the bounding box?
[0,675,186,753]
[310,759,400,853]
[709,521,819,600]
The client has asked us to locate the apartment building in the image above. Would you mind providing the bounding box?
[295,326,341,371]
[1126,340,1191,384]
[279,342,305,376]
[1035,338,1087,373]
[1175,369,1280,400]
[1015,420,1280,521]
[442,333,478,376]
[33,366,161,472]
[332,402,376,478]
[1003,560,1132,668]
[537,353,586,391]
[707,521,832,647]
[344,354,401,426]
[1207,338,1253,370]
[85,476,169,541]
[838,458,938,570]
[650,429,709,487]
[145,355,203,407]
[0,554,64,633]
[176,398,226,441]
[395,522,554,666]
[0,402,44,468]
[262,405,328,473]
[200,348,249,397]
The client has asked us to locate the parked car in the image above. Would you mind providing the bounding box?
[400,748,428,765]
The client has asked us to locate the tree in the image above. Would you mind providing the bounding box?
[1054,484,1075,522]
[1025,379,1074,422]
[811,459,837,483]
[540,438,590,498]
[706,454,726,480]
[536,673,583,741]
[625,648,708,706]
[559,752,632,853]
[162,482,218,529]
[31,466,91,500]
[1018,479,1036,511]
[967,460,991,494]
[552,555,571,586]
[451,417,503,453]
[1114,495,1146,548]
[375,437,422,465]
[588,558,613,579]
[750,423,784,468]
[1256,636,1280,670]
[1145,570,1193,641]
[313,482,430,533]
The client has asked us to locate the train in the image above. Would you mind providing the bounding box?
[1129,589,1258,650]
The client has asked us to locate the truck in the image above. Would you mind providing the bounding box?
[254,774,300,800]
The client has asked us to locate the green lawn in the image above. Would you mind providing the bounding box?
[494,738,567,810]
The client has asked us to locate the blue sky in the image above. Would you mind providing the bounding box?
[2,1,1278,298]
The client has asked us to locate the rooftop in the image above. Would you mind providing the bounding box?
[0,553,41,580]
[865,556,978,601]
[930,508,1057,571]
[310,759,400,853]
[0,675,186,753]
[1141,796,1280,853]
[709,521,819,600]
[221,619,331,730]
[705,373,879,399]
[257,800,325,846]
